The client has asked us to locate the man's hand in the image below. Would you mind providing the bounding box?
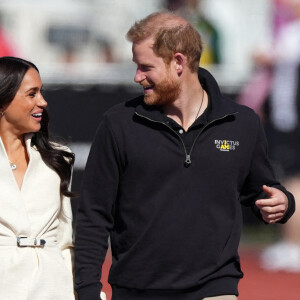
[255,185,288,223]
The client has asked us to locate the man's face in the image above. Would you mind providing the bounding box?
[132,38,181,106]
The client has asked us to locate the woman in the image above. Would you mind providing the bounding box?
[0,56,76,299]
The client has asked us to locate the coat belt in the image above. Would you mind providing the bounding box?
[0,236,57,247]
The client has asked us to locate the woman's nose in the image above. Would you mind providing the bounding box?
[38,96,47,107]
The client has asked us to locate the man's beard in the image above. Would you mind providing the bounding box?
[143,76,181,106]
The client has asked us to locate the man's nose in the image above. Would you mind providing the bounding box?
[134,69,146,83]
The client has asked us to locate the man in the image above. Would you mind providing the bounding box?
[75,12,295,300]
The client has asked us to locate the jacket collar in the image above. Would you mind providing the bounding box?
[135,67,237,122]
[0,133,34,158]
[0,133,34,174]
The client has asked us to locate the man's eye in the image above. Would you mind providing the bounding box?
[29,92,36,97]
[141,65,152,71]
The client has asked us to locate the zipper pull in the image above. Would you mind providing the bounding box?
[184,155,191,167]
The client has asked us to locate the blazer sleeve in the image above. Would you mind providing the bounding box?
[55,145,75,274]
[240,115,295,223]
[57,194,74,273]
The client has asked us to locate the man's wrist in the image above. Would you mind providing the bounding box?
[76,283,101,300]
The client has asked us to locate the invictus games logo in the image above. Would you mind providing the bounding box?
[215,140,239,151]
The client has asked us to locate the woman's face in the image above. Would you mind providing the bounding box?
[2,67,47,136]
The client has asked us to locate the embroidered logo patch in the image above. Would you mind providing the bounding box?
[215,140,239,151]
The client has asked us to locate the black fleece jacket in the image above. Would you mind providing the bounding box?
[75,68,295,300]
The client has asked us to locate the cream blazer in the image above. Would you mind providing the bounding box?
[0,134,75,300]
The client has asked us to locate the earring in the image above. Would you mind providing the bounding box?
[1,110,4,117]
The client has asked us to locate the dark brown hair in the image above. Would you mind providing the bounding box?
[0,56,75,198]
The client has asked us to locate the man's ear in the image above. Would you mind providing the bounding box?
[173,53,186,74]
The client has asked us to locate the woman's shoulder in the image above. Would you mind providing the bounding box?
[27,133,72,153]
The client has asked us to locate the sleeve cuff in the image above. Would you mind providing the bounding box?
[76,283,102,300]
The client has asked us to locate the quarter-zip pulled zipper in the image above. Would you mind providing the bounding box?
[135,111,238,167]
